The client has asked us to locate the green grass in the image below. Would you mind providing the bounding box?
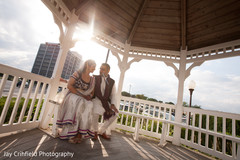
[0,96,44,124]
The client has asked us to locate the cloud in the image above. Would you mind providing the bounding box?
[0,0,59,71]
[119,60,179,102]
[184,61,240,114]
[0,49,35,71]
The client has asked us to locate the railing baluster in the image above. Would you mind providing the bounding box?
[0,76,18,125]
[223,137,226,155]
[167,108,171,135]
[192,112,195,127]
[9,78,27,125]
[163,107,166,120]
[18,80,34,123]
[169,108,172,121]
[120,112,124,125]
[156,107,160,134]
[125,101,131,126]
[237,143,240,159]
[133,116,140,142]
[187,111,190,125]
[232,141,236,159]
[191,129,194,144]
[223,117,226,134]
[206,114,209,130]
[146,104,150,130]
[140,103,146,129]
[151,106,156,132]
[198,114,202,145]
[214,116,217,151]
[26,81,41,123]
[159,122,167,147]
[33,83,47,122]
[0,74,8,97]
[120,100,125,125]
[233,118,236,137]
[213,136,217,151]
[130,103,135,127]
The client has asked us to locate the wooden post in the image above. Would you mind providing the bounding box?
[237,143,240,160]
[172,50,187,146]
[39,13,78,129]
[159,122,168,147]
[133,117,140,142]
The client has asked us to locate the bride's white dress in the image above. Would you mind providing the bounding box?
[56,72,95,139]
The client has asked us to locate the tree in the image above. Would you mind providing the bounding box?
[135,94,148,100]
[165,102,175,105]
[147,98,158,102]
[183,101,188,107]
[182,101,201,109]
[192,105,201,109]
[121,91,131,97]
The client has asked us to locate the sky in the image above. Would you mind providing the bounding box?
[0,0,240,114]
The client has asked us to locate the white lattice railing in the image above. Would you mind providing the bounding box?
[115,96,177,142]
[115,96,240,160]
[0,64,51,134]
[186,39,240,63]
[93,34,125,54]
[181,107,240,160]
[128,47,180,63]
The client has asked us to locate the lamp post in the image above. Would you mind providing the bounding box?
[129,84,132,95]
[188,80,196,125]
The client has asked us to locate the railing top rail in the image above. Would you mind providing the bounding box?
[0,63,51,83]
[120,96,176,109]
[183,107,240,119]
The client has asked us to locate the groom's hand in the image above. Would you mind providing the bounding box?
[106,110,115,115]
[110,104,119,113]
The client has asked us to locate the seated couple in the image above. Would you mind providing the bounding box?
[57,60,119,143]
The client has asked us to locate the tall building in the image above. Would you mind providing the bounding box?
[31,42,82,79]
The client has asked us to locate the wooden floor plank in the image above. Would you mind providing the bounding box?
[0,129,214,160]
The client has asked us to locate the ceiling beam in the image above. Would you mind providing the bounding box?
[181,0,187,50]
[127,0,149,44]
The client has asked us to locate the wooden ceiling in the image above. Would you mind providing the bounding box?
[62,0,240,51]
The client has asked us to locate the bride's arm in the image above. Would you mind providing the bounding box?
[67,73,80,95]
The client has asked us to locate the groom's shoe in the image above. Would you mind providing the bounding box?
[100,132,111,140]
[92,132,98,141]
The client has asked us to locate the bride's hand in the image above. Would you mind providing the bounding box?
[83,95,92,101]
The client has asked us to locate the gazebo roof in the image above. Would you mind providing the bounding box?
[61,0,240,51]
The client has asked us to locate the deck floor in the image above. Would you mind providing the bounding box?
[0,129,215,160]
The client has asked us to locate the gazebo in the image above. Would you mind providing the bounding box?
[0,0,240,159]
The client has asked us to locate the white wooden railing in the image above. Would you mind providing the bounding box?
[115,96,240,160]
[115,96,177,142]
[0,64,51,134]
[181,107,240,160]
[1,64,239,160]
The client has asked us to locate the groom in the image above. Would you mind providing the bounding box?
[92,63,119,140]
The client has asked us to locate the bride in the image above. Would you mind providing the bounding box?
[57,59,96,143]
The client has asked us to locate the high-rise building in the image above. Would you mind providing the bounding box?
[31,42,82,79]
